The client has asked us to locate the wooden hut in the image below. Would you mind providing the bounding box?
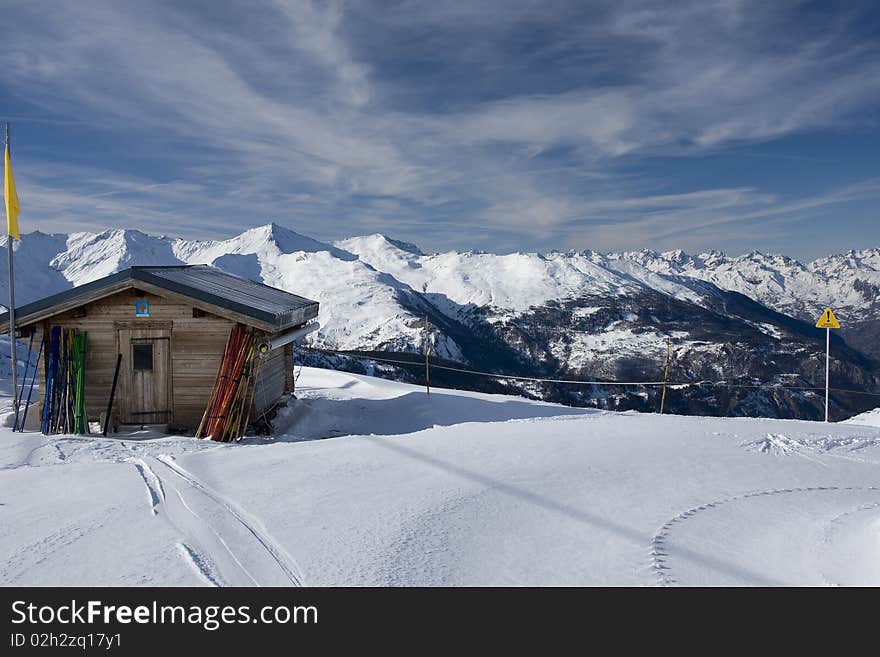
[0,265,319,435]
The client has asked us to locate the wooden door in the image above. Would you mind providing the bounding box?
[117,327,171,425]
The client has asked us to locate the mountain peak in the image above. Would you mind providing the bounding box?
[335,234,427,262]
[357,233,424,256]
[381,235,424,256]
[236,223,356,261]
[240,222,306,244]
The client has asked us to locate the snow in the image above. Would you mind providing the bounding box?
[5,224,880,324]
[615,246,880,321]
[2,223,878,585]
[52,229,184,286]
[572,306,603,318]
[755,322,784,339]
[271,366,592,440]
[587,252,711,306]
[2,366,880,586]
[843,408,880,428]
[550,327,671,370]
[4,223,879,364]
[0,225,465,359]
[337,234,644,313]
[172,225,445,354]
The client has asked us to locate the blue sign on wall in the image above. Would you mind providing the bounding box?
[135,300,150,317]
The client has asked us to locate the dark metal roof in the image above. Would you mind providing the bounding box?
[0,265,319,333]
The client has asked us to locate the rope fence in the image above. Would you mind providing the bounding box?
[298,346,880,399]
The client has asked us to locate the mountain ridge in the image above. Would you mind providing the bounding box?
[1,224,877,420]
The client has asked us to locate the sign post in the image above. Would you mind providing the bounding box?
[815,307,841,422]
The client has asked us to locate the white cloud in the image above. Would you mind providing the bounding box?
[1,0,879,255]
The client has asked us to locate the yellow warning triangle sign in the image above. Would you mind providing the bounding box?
[816,307,841,329]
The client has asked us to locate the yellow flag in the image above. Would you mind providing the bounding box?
[4,143,21,240]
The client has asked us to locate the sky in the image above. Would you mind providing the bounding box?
[1,0,879,259]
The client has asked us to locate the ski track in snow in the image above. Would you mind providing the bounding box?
[175,542,222,587]
[650,486,880,586]
[1,434,301,587]
[152,455,305,587]
[128,456,246,586]
[169,485,259,586]
[129,458,165,515]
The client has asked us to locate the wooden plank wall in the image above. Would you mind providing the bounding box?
[283,343,295,394]
[252,345,286,417]
[35,289,237,429]
[168,316,234,428]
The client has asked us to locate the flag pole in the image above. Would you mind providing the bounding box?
[5,122,18,427]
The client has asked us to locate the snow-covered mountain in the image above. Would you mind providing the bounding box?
[1,224,877,420]
[607,248,880,358]
[1,225,465,360]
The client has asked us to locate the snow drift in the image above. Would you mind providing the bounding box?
[2,367,880,586]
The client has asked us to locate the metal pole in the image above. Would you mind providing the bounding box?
[824,327,830,422]
[424,315,430,395]
[19,335,43,432]
[6,123,18,426]
[14,329,33,430]
[660,337,671,415]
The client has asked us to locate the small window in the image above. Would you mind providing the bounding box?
[193,308,206,318]
[133,343,153,371]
